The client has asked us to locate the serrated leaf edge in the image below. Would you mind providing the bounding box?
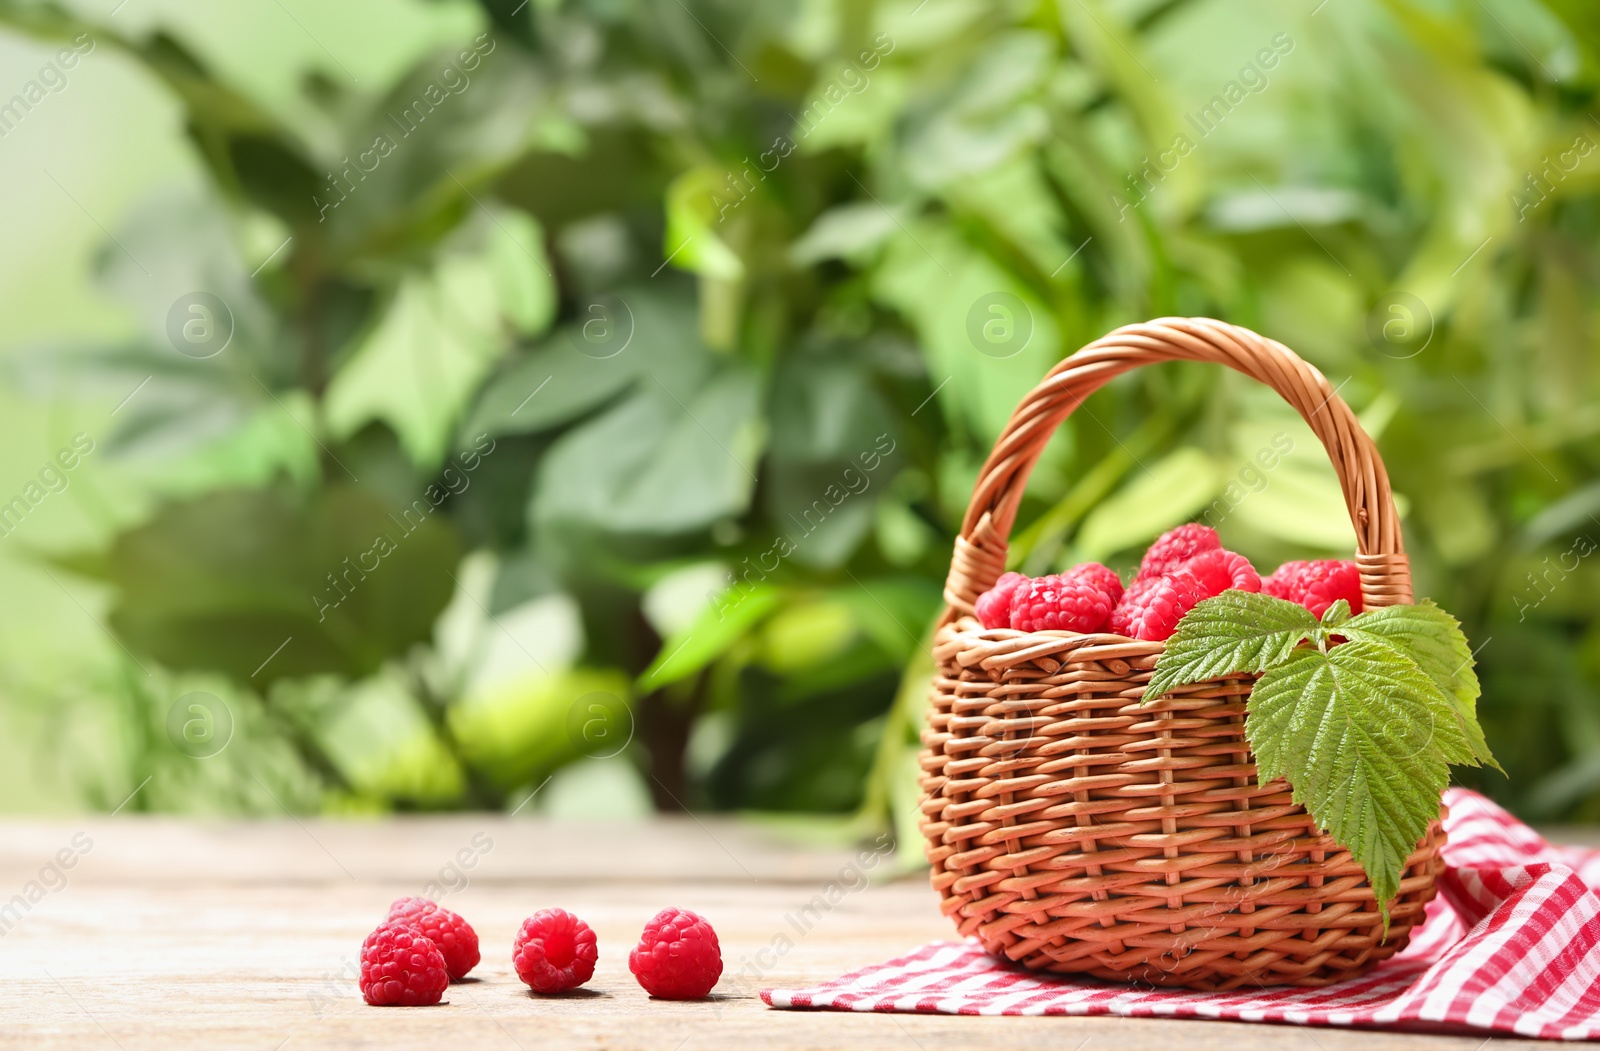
[1143,592,1318,703]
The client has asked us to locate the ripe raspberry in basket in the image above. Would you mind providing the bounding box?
[1109,524,1226,639]
[1133,523,1220,581]
[1110,544,1260,641]
[973,563,1123,632]
[1008,565,1122,632]
[1263,558,1363,617]
[1065,562,1122,599]
[973,571,1028,629]
[1182,548,1261,594]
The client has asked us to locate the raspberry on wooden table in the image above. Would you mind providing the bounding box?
[974,571,1028,629]
[360,921,450,1006]
[387,897,480,981]
[1263,559,1363,617]
[628,907,722,999]
[514,908,599,993]
[1134,523,1221,582]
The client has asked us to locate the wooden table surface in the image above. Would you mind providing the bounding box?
[0,813,1561,1050]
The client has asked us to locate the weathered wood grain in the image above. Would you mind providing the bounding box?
[0,816,1556,1050]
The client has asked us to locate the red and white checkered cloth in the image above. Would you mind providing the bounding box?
[763,790,1600,1040]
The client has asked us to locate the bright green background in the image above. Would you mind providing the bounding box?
[0,0,1594,838]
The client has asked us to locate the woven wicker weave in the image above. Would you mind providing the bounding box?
[918,318,1446,991]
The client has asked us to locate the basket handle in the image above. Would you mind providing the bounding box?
[943,317,1412,622]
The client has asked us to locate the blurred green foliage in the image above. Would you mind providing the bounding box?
[0,0,1596,831]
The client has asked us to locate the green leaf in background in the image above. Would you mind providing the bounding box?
[637,584,781,691]
[788,203,903,266]
[325,207,554,465]
[316,667,467,804]
[463,286,706,439]
[942,157,1075,277]
[464,338,638,439]
[834,576,943,666]
[321,43,552,259]
[1143,592,1319,702]
[85,485,459,688]
[93,189,281,371]
[763,357,897,569]
[1420,481,1499,566]
[1075,447,1221,562]
[140,393,323,496]
[532,361,765,535]
[326,267,498,464]
[1010,414,1172,574]
[1227,458,1362,551]
[14,189,297,470]
[485,208,557,335]
[1343,600,1499,771]
[757,598,859,676]
[663,167,744,281]
[871,219,1059,445]
[449,666,632,790]
[790,53,908,154]
[900,31,1054,189]
[1248,640,1473,928]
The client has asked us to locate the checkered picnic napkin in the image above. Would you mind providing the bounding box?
[762,790,1600,1040]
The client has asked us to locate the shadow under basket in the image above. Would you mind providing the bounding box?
[917,318,1447,991]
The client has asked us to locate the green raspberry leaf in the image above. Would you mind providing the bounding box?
[1343,600,1499,772]
[1247,638,1470,929]
[1144,592,1318,703]
[1310,598,1353,646]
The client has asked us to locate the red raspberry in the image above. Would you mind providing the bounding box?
[1110,549,1260,641]
[360,921,450,1006]
[1110,571,1213,641]
[1008,568,1118,633]
[1108,575,1160,637]
[1180,548,1261,595]
[387,897,479,981]
[1263,559,1363,618]
[1066,562,1124,605]
[628,907,722,999]
[975,571,1028,629]
[513,908,598,993]
[1135,523,1221,582]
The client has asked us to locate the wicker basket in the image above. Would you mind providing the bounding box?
[918,318,1447,992]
